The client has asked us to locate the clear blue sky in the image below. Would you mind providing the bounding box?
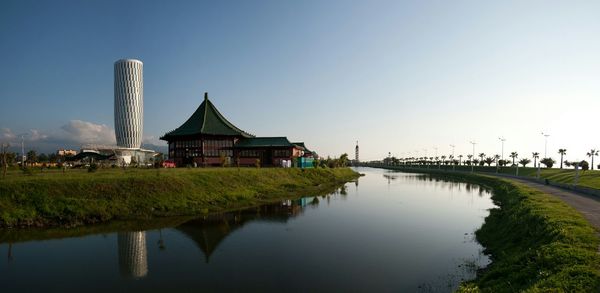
[1,0,599,162]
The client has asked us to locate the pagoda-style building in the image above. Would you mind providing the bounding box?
[160,92,315,167]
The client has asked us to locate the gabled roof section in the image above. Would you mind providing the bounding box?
[161,93,254,140]
[235,137,294,148]
[292,142,306,150]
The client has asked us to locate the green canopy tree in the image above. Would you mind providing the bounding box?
[38,153,49,162]
[541,157,555,168]
[339,153,349,167]
[1,143,10,178]
[26,150,37,166]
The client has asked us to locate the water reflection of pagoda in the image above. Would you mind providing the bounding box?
[117,231,148,279]
[176,198,315,263]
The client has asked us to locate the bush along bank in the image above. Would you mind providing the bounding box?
[0,167,359,228]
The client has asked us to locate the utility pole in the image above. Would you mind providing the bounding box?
[469,141,476,173]
[21,135,25,168]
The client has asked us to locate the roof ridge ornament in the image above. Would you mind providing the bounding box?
[204,92,208,101]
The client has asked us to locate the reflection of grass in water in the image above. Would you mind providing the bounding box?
[384,168,600,291]
[417,248,490,293]
[0,216,194,244]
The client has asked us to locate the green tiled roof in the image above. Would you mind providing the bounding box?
[293,142,317,156]
[235,137,294,148]
[161,93,254,140]
[292,142,308,151]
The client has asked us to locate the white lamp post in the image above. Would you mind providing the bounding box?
[541,132,550,159]
[469,141,476,173]
[450,144,455,171]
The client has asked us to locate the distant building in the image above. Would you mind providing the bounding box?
[160,92,315,167]
[76,59,156,165]
[57,149,77,157]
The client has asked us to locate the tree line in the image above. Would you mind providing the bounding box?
[379,148,600,171]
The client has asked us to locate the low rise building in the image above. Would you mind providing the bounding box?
[160,92,316,167]
[57,149,77,157]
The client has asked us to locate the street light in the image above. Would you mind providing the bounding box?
[498,137,506,161]
[449,144,455,171]
[538,132,550,178]
[433,146,438,168]
[541,132,550,158]
[469,141,477,173]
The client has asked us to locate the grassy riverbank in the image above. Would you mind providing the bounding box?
[458,176,600,292]
[370,164,600,190]
[369,166,600,292]
[0,167,359,228]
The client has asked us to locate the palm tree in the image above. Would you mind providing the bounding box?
[510,152,518,166]
[478,153,485,166]
[586,149,598,170]
[484,157,494,166]
[558,149,566,169]
[532,152,539,168]
[467,154,473,165]
[519,158,531,167]
[494,154,500,165]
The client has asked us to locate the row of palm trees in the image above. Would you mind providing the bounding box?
[384,148,600,170]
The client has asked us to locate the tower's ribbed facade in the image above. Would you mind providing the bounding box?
[114,59,143,149]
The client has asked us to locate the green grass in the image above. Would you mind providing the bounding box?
[0,167,359,228]
[457,175,600,292]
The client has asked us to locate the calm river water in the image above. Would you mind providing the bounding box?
[0,167,495,292]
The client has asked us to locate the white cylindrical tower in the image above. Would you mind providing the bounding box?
[114,59,143,149]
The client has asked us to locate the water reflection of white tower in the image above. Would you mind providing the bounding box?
[117,231,148,278]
